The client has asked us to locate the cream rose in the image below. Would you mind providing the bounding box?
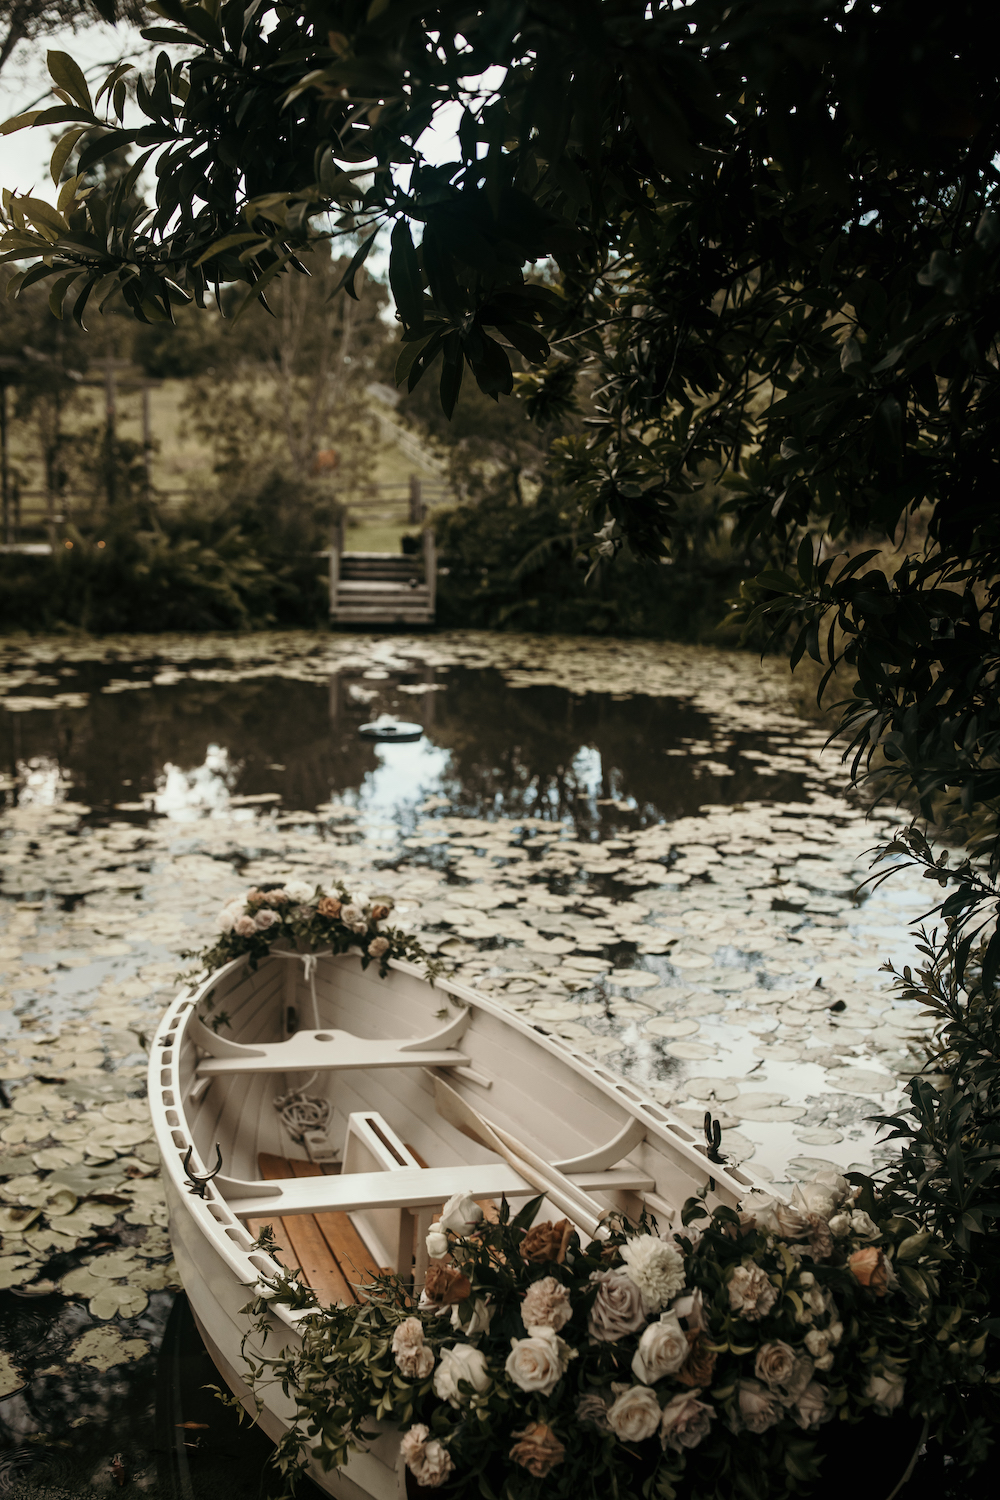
[505,1329,576,1396]
[400,1425,454,1488]
[659,1389,713,1451]
[450,1297,493,1337]
[438,1191,484,1236]
[631,1311,689,1384]
[339,902,367,932]
[432,1344,490,1407]
[283,879,314,902]
[521,1276,572,1333]
[367,936,390,958]
[607,1384,662,1444]
[619,1236,686,1311]
[866,1370,905,1413]
[588,1269,647,1341]
[727,1262,778,1321]
[793,1380,833,1430]
[233,914,257,937]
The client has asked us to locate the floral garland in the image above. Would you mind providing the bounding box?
[188,880,438,979]
[241,1172,988,1500]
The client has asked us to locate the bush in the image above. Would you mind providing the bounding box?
[0,465,337,634]
[434,488,751,641]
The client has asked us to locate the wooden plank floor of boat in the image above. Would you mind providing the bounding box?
[247,1153,386,1306]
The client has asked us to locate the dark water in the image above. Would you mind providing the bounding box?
[2,659,815,831]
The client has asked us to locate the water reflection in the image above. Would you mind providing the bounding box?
[3,662,816,834]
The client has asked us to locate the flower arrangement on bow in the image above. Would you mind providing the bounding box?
[240,1170,989,1500]
[189,879,437,977]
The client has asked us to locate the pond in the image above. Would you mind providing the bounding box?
[0,631,932,1497]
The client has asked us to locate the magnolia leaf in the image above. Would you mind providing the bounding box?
[47,51,93,113]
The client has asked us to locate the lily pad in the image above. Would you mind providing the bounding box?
[67,1326,150,1372]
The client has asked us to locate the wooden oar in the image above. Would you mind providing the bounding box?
[432,1075,608,1239]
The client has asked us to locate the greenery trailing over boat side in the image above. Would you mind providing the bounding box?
[237,1182,989,1499]
[186,881,439,981]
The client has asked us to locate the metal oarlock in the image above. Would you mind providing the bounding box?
[183,1143,222,1197]
[703,1112,725,1164]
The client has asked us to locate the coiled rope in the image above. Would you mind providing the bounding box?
[269,949,334,1156]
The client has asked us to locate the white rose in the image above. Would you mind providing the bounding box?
[217,905,239,933]
[284,879,314,902]
[619,1236,686,1311]
[438,1191,484,1236]
[849,1209,879,1239]
[451,1298,493,1337]
[631,1311,689,1384]
[432,1344,490,1407]
[340,902,367,932]
[607,1384,662,1443]
[425,1227,450,1260]
[828,1213,852,1237]
[792,1180,840,1220]
[505,1329,576,1396]
[866,1370,905,1413]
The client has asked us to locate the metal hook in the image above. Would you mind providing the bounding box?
[183,1143,222,1198]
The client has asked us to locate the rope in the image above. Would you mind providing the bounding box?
[274,1088,332,1144]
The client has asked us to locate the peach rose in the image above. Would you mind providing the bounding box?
[317,896,342,918]
[370,903,392,922]
[849,1246,889,1296]
[521,1219,574,1265]
[423,1263,471,1305]
[509,1422,565,1478]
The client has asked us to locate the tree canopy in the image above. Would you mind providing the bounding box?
[4,2,1000,954]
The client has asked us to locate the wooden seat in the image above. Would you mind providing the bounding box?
[247,1153,386,1307]
[191,1008,471,1079]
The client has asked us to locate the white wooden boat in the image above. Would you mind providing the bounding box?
[150,949,760,1498]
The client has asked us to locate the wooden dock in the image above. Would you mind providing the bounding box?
[328,528,437,626]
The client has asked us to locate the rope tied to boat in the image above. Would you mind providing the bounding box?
[270,949,336,1158]
[274,1088,332,1143]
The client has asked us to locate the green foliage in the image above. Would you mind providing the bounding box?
[0,464,336,632]
[435,485,748,640]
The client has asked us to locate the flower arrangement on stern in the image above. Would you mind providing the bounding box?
[192,879,436,977]
[242,1170,988,1500]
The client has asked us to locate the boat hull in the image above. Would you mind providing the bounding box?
[151,949,760,1497]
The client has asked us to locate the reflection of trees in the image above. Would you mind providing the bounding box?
[4,674,381,813]
[3,661,815,825]
[423,670,811,829]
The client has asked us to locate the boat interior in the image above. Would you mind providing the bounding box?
[173,951,751,1306]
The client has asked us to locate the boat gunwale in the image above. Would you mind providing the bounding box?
[150,946,763,1338]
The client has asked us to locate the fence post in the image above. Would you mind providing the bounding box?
[423,525,436,620]
[409,473,423,524]
[329,518,342,617]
